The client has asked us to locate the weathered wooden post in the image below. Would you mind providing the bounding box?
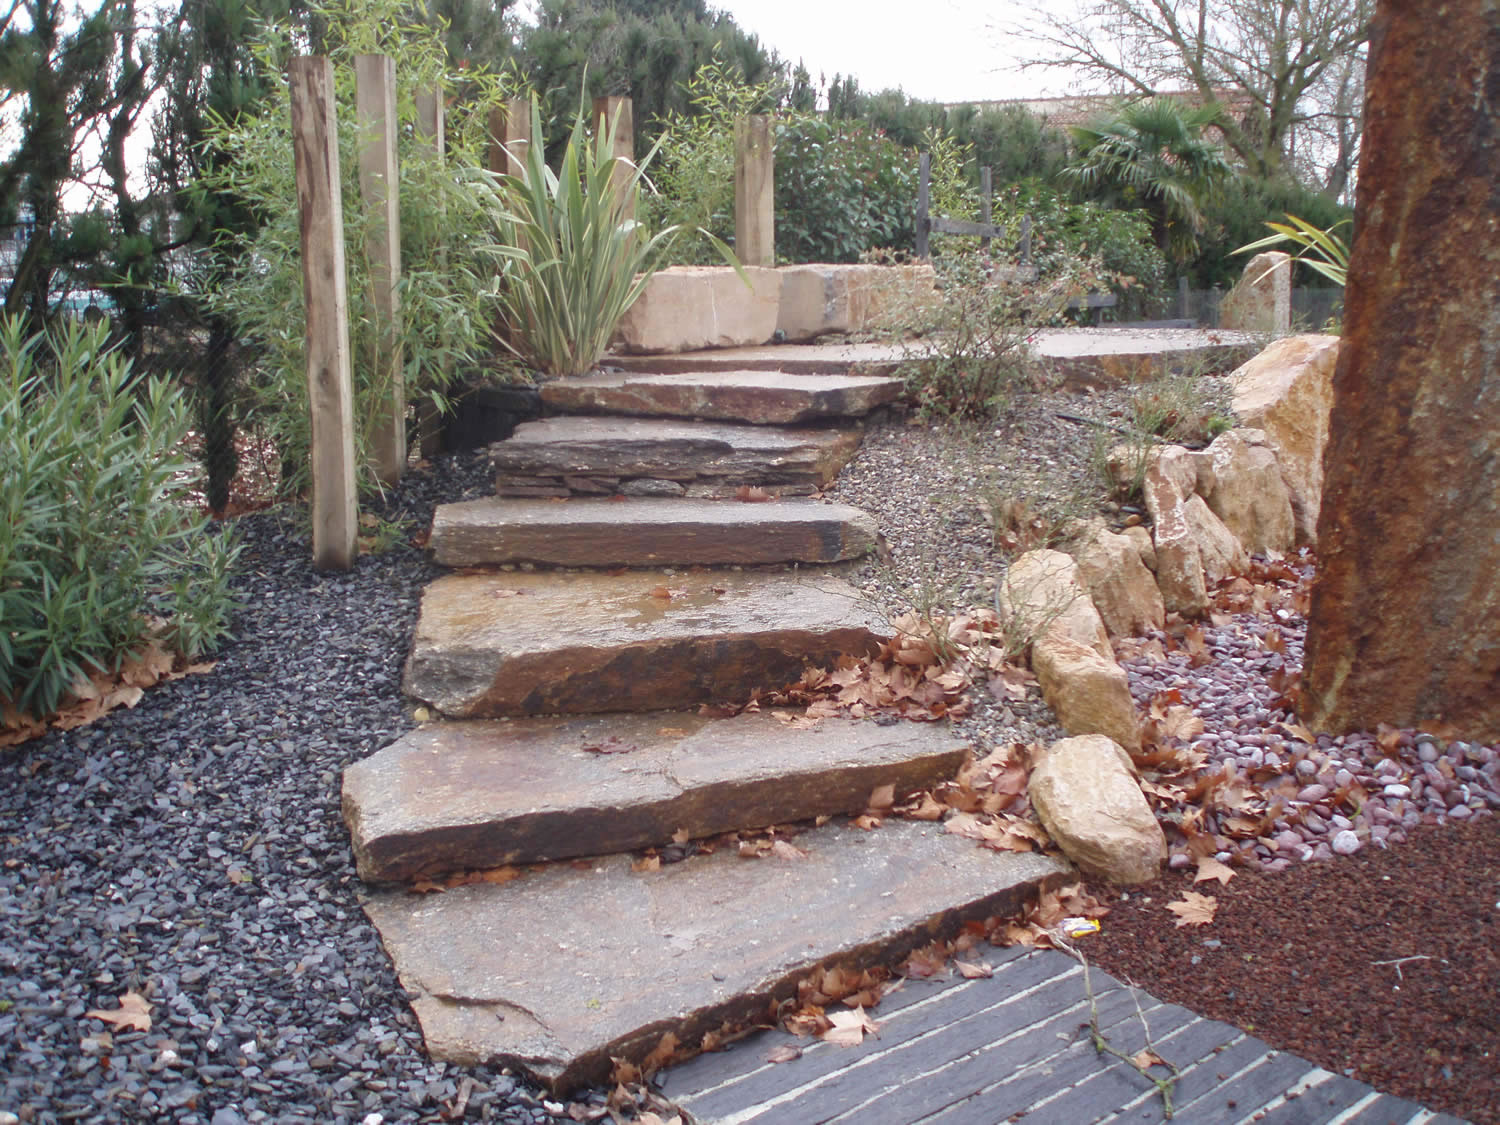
[915,151,931,259]
[734,115,774,267]
[592,95,635,221]
[979,166,992,253]
[354,54,403,486]
[413,87,447,457]
[290,55,357,571]
[487,98,532,178]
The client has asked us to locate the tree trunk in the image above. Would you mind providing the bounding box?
[1301,0,1500,741]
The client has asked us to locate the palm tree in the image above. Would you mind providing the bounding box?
[1064,98,1234,263]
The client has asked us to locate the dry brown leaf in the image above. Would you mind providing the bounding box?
[735,485,773,503]
[1132,1047,1169,1070]
[632,855,661,873]
[766,1044,802,1064]
[867,783,896,812]
[769,840,808,862]
[1193,855,1235,886]
[641,1031,681,1075]
[954,960,992,979]
[820,1006,879,1047]
[85,991,152,1033]
[1166,891,1218,927]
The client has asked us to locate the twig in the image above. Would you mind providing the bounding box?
[1054,935,1182,1119]
[1371,955,1436,982]
[1053,412,1165,443]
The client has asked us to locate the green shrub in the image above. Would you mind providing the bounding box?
[199,0,509,499]
[484,98,737,376]
[1190,175,1352,287]
[0,319,241,717]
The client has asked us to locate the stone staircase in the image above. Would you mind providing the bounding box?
[342,364,1069,1094]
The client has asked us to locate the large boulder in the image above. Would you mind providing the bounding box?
[1030,636,1141,751]
[1029,734,1166,885]
[1193,429,1296,557]
[1000,549,1111,659]
[776,263,937,342]
[1230,334,1340,545]
[614,266,781,354]
[1074,524,1165,638]
[1183,495,1250,582]
[1220,251,1291,334]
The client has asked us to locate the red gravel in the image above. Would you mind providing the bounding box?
[1087,810,1500,1125]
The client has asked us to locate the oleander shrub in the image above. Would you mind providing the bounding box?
[0,319,241,717]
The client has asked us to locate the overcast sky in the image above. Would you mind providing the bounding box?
[713,0,1081,103]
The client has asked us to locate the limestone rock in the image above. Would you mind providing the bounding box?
[1122,525,1156,572]
[614,266,781,354]
[775,263,937,342]
[1194,429,1295,557]
[1074,524,1165,638]
[1151,501,1209,617]
[1141,445,1200,523]
[1183,494,1249,582]
[1000,549,1111,660]
[1030,636,1140,751]
[1230,334,1340,545]
[1220,251,1291,334]
[1029,734,1166,885]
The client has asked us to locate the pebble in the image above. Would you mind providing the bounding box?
[1331,830,1361,855]
[1384,783,1412,799]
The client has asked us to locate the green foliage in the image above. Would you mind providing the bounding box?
[921,126,980,242]
[952,104,1073,187]
[1237,213,1350,287]
[199,0,504,499]
[773,116,918,263]
[0,318,241,717]
[484,97,739,376]
[646,54,778,263]
[993,181,1168,308]
[1188,174,1351,287]
[885,250,1092,420]
[1064,98,1234,263]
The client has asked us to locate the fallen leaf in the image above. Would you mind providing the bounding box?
[736,485,773,503]
[820,1006,879,1047]
[766,1044,803,1064]
[632,855,661,873]
[1132,1047,1169,1070]
[1166,891,1218,927]
[85,992,152,1033]
[867,783,896,812]
[954,960,992,979]
[769,840,808,862]
[1193,855,1235,886]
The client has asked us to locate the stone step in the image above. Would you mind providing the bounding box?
[539,370,901,425]
[360,817,1068,1092]
[342,712,968,882]
[403,569,886,719]
[428,497,879,568]
[489,417,861,499]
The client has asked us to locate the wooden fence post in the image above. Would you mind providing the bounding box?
[593,96,635,221]
[979,166,992,253]
[487,98,532,178]
[413,87,447,457]
[734,115,774,267]
[290,55,357,572]
[915,151,931,259]
[354,54,403,486]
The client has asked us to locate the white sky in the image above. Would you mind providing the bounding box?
[713,0,1080,104]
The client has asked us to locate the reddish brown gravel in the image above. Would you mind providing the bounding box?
[1086,815,1500,1125]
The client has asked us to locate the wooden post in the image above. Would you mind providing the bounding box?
[1178,275,1190,321]
[915,151,931,260]
[413,87,446,458]
[734,115,774,267]
[592,95,635,221]
[354,54,403,486]
[487,98,532,178]
[979,166,992,253]
[1018,213,1033,265]
[289,56,357,572]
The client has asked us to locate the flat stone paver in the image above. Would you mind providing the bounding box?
[540,370,902,424]
[360,819,1067,1092]
[403,569,886,718]
[428,497,878,568]
[342,711,968,881]
[490,417,861,492]
[658,947,1472,1125]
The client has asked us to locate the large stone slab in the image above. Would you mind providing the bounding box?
[404,569,887,718]
[361,819,1068,1091]
[1220,251,1292,334]
[489,417,861,492]
[613,265,781,354]
[775,263,938,342]
[428,497,878,567]
[539,370,901,425]
[343,712,968,881]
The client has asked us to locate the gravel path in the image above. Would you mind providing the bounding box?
[0,451,604,1124]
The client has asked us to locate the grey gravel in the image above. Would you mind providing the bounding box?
[0,449,570,1124]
